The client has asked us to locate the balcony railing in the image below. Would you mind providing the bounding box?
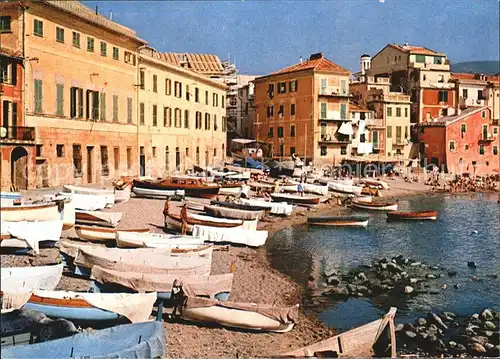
[319,86,350,97]
[478,133,495,143]
[319,115,348,122]
[492,119,499,126]
[365,118,384,128]
[1,126,35,142]
[319,133,350,144]
[460,97,485,108]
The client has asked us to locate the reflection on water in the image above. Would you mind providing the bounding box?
[267,193,500,330]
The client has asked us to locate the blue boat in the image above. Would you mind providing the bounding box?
[1,321,166,358]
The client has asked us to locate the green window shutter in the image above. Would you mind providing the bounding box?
[100,93,106,121]
[34,79,43,113]
[56,84,64,116]
[340,104,346,119]
[113,95,118,122]
[127,97,132,124]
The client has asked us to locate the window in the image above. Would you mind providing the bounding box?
[34,79,43,113]
[222,95,225,109]
[268,83,275,99]
[152,104,158,126]
[194,111,201,129]
[387,106,392,117]
[127,147,132,170]
[165,146,170,172]
[205,91,209,105]
[73,144,82,176]
[70,87,83,118]
[387,126,392,138]
[184,110,189,128]
[449,141,455,152]
[438,91,448,102]
[396,126,402,143]
[72,32,80,48]
[139,103,145,125]
[268,127,274,138]
[112,47,119,60]
[152,147,157,158]
[113,95,118,122]
[124,51,136,65]
[481,110,486,118]
[462,89,468,98]
[289,80,298,92]
[478,89,483,100]
[320,146,327,156]
[174,81,182,98]
[213,115,218,131]
[494,127,498,135]
[139,70,145,89]
[36,144,43,157]
[278,82,286,94]
[290,147,296,155]
[222,116,227,132]
[101,146,109,176]
[405,126,409,139]
[415,54,425,63]
[185,147,189,158]
[278,126,284,138]
[114,147,120,171]
[340,104,347,119]
[464,144,469,151]
[479,145,485,155]
[56,27,64,43]
[265,105,273,118]
[460,123,466,137]
[195,88,199,102]
[494,145,498,155]
[396,107,401,117]
[341,146,347,155]
[152,75,157,93]
[186,85,190,101]
[33,19,43,37]
[278,105,284,116]
[56,144,64,158]
[100,41,107,56]
[99,93,106,121]
[56,84,64,116]
[204,113,211,130]
[291,103,296,116]
[290,125,295,137]
[163,107,169,127]
[87,37,94,52]
[174,108,181,127]
[0,16,12,33]
[320,103,327,119]
[165,78,171,95]
[213,93,218,107]
[124,97,131,124]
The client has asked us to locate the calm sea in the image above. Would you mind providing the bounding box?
[267,193,500,330]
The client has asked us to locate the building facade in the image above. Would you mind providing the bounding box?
[137,47,228,177]
[2,0,148,189]
[367,43,455,124]
[417,107,499,175]
[237,81,255,139]
[253,53,351,166]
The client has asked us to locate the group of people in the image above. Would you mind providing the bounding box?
[447,174,499,193]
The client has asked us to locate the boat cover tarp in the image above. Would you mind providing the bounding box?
[58,239,96,258]
[1,290,157,323]
[91,266,232,297]
[180,282,298,324]
[0,220,63,253]
[1,263,63,293]
[190,213,258,231]
[204,205,262,220]
[1,321,165,359]
[192,225,268,247]
[240,199,293,216]
[74,247,211,275]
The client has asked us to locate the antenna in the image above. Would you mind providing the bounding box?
[95,5,98,15]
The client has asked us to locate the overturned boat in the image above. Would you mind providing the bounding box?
[75,210,122,228]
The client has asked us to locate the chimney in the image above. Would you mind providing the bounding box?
[300,56,303,64]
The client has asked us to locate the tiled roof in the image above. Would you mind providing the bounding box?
[269,54,350,76]
[158,53,224,75]
[349,102,371,112]
[0,48,23,58]
[389,43,443,56]
[451,73,500,86]
[419,107,487,127]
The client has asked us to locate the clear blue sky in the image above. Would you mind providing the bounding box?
[83,0,499,75]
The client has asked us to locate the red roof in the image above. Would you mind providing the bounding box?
[156,53,224,75]
[388,43,443,56]
[349,102,371,112]
[0,48,23,58]
[269,53,350,76]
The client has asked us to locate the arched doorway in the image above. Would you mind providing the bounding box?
[11,146,28,190]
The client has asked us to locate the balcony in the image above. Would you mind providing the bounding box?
[459,97,485,108]
[428,82,454,90]
[319,133,350,144]
[319,86,351,98]
[365,118,384,128]
[0,126,35,143]
[478,133,495,143]
[392,138,409,146]
[319,115,348,122]
[409,61,450,71]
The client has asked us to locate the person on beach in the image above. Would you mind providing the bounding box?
[274,181,280,194]
[180,203,188,235]
[298,181,304,197]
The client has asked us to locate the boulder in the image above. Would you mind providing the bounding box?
[487,345,500,357]
[455,343,467,353]
[470,336,489,346]
[409,278,418,284]
[328,286,349,298]
[448,340,457,348]
[467,261,478,268]
[426,273,436,279]
[404,331,417,339]
[386,262,402,273]
[443,311,456,319]
[395,323,404,332]
[447,270,457,277]
[404,286,414,294]
[324,268,337,277]
[484,321,496,330]
[356,272,367,282]
[427,312,448,331]
[326,276,340,286]
[410,261,422,266]
[468,342,487,355]
[481,309,494,321]
[417,318,427,326]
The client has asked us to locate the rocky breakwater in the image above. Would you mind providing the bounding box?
[397,309,499,357]
[323,255,455,299]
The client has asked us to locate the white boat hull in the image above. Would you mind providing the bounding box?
[116,231,205,248]
[1,220,63,253]
[240,199,293,216]
[114,187,131,204]
[328,182,363,195]
[75,226,117,243]
[1,201,75,230]
[192,225,268,247]
[1,263,63,293]
[132,187,185,199]
[218,185,250,198]
[63,185,115,207]
[352,202,398,211]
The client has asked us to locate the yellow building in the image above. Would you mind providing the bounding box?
[2,0,146,188]
[137,47,228,177]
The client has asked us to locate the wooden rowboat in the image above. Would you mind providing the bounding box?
[218,184,250,198]
[62,185,115,207]
[115,231,205,249]
[192,225,268,247]
[240,198,293,216]
[132,186,185,199]
[133,178,219,199]
[1,321,165,358]
[74,226,149,243]
[271,193,321,206]
[352,200,398,211]
[328,182,363,196]
[283,307,397,357]
[75,210,122,228]
[386,210,438,221]
[307,215,370,227]
[0,200,75,230]
[210,200,270,212]
[1,263,63,293]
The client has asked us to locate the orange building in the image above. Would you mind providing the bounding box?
[253,53,351,166]
[417,107,499,175]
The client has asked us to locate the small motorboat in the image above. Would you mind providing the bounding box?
[133,177,219,199]
[328,182,363,196]
[351,200,398,211]
[1,321,165,358]
[270,193,321,207]
[1,199,75,230]
[307,215,370,227]
[386,210,438,221]
[283,307,397,357]
[74,226,149,243]
[62,185,115,207]
[0,192,22,206]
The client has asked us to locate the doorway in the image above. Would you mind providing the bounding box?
[86,146,94,183]
[139,146,145,176]
[11,146,28,190]
[36,158,49,188]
